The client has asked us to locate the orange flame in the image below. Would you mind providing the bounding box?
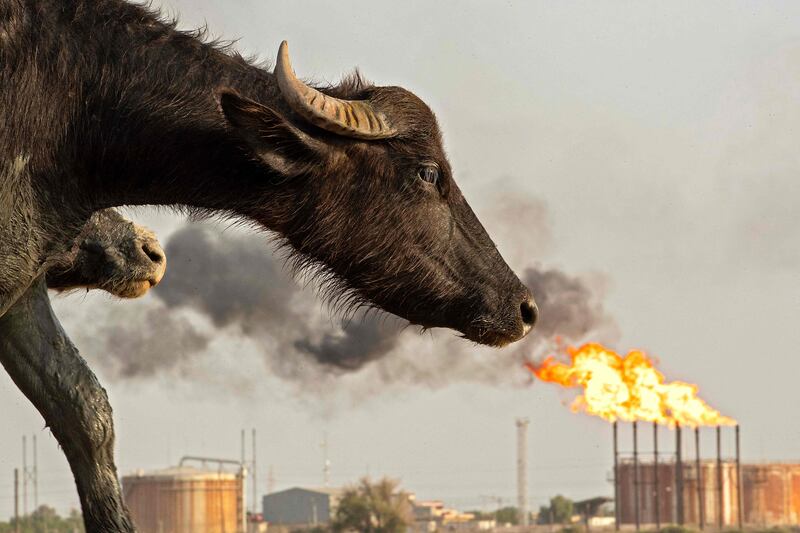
[527,343,735,427]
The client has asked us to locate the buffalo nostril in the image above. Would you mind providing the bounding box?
[141,242,164,264]
[520,299,538,328]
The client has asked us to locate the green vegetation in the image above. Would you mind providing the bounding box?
[538,494,574,524]
[329,477,412,533]
[0,505,85,533]
[494,506,520,525]
[463,506,520,525]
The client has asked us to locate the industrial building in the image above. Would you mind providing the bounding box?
[616,460,800,528]
[411,499,494,531]
[261,487,342,526]
[122,466,245,533]
[260,488,492,531]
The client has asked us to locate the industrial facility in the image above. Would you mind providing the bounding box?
[259,487,492,532]
[410,499,495,531]
[261,487,342,527]
[122,463,245,533]
[612,422,800,530]
[617,459,800,528]
[11,420,799,533]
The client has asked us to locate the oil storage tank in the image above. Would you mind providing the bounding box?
[122,466,244,533]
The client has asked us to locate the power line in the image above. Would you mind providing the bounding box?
[20,435,38,514]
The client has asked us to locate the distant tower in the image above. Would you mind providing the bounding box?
[267,465,275,495]
[21,434,38,515]
[321,433,331,487]
[516,418,530,527]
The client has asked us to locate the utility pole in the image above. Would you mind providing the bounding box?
[516,418,530,527]
[240,428,247,532]
[267,465,275,495]
[21,435,38,516]
[22,436,27,517]
[33,435,38,509]
[14,468,20,533]
[240,429,246,468]
[251,428,257,514]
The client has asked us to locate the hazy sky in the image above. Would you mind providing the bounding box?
[2,0,800,518]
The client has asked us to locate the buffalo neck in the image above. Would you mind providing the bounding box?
[62,1,292,223]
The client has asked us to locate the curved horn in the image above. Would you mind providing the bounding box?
[274,41,398,140]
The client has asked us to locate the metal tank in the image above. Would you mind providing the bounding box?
[122,466,244,533]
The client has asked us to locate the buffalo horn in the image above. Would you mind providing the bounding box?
[274,41,397,140]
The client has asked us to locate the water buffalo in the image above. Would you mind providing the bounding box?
[2,2,540,530]
[46,209,166,298]
[0,0,538,346]
[0,209,166,532]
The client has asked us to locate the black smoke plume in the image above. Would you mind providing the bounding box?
[69,195,617,390]
[522,266,615,341]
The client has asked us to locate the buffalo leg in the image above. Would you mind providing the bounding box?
[0,277,135,533]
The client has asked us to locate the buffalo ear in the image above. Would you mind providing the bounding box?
[217,89,326,177]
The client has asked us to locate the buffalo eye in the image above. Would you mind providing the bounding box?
[417,165,440,186]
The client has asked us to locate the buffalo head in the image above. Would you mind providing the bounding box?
[218,42,537,347]
[47,209,167,299]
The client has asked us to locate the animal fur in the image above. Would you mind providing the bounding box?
[0,0,535,346]
[0,209,166,532]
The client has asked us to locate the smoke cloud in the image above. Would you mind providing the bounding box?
[522,267,616,341]
[156,227,299,332]
[294,318,405,372]
[69,193,617,393]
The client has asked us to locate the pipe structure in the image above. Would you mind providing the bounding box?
[241,429,245,467]
[613,422,620,531]
[736,425,743,529]
[179,455,244,468]
[716,426,723,530]
[633,421,640,532]
[654,422,660,531]
[696,427,705,530]
[676,424,684,525]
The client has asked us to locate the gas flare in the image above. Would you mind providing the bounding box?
[527,342,735,427]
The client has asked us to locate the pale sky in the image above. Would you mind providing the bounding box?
[2,0,800,519]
